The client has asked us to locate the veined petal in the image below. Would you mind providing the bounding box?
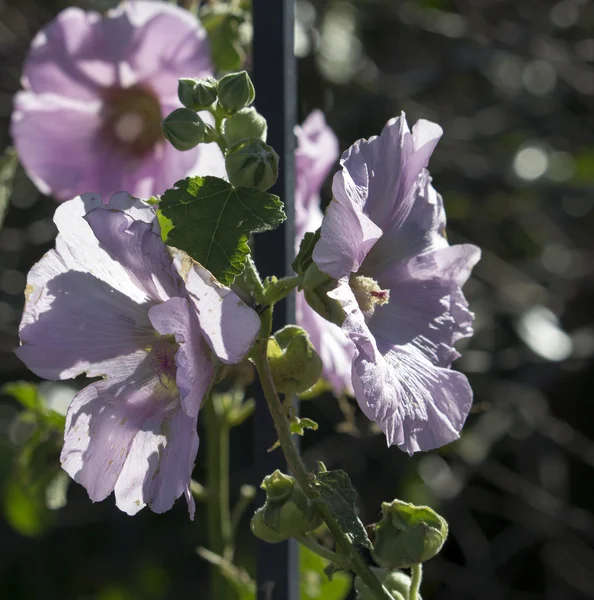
[330,281,473,453]
[60,356,179,503]
[114,406,199,518]
[171,250,260,364]
[369,244,481,368]
[313,171,383,280]
[148,297,214,419]
[16,249,153,381]
[85,207,183,302]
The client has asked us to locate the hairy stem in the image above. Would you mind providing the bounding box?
[205,395,234,599]
[252,342,394,600]
[296,534,350,567]
[409,564,423,600]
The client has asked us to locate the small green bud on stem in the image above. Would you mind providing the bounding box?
[222,107,267,147]
[162,108,206,151]
[225,139,278,191]
[217,70,255,114]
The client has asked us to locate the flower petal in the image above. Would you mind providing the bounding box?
[60,356,177,502]
[148,297,214,419]
[330,282,473,453]
[369,244,481,368]
[313,171,383,279]
[21,7,121,102]
[16,251,153,380]
[171,251,260,364]
[85,206,182,302]
[113,406,199,518]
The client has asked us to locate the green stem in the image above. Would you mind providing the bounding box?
[205,395,234,599]
[264,275,302,305]
[242,255,267,305]
[252,343,394,600]
[230,485,256,539]
[409,564,423,600]
[190,479,207,502]
[296,534,350,568]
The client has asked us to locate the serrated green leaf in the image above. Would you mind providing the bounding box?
[314,470,372,550]
[160,176,285,286]
[0,146,18,230]
[293,229,321,276]
[300,544,351,600]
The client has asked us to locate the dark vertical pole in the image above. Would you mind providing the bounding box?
[252,1,298,599]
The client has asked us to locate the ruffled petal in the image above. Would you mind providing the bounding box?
[85,207,183,302]
[114,406,199,518]
[53,195,154,303]
[16,249,153,381]
[330,282,473,453]
[369,244,481,368]
[171,250,260,364]
[148,297,214,419]
[313,170,383,279]
[60,355,178,502]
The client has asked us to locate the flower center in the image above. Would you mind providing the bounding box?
[349,273,390,319]
[100,85,163,158]
[149,336,178,388]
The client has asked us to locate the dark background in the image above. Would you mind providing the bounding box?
[1,0,594,598]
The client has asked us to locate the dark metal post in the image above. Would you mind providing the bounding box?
[252,0,299,599]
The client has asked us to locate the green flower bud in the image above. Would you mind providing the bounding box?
[372,500,448,569]
[193,77,218,109]
[355,569,418,600]
[250,470,320,542]
[177,78,198,110]
[267,326,322,394]
[225,139,278,191]
[302,262,345,327]
[217,70,255,114]
[222,107,268,147]
[162,108,206,151]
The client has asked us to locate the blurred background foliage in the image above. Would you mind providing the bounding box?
[1,0,594,598]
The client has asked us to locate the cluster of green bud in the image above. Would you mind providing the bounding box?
[371,499,448,569]
[162,70,278,190]
[250,470,321,543]
[266,325,322,394]
[355,569,418,600]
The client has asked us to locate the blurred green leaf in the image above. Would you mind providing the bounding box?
[300,545,351,600]
[46,469,70,511]
[201,7,251,72]
[3,381,41,412]
[0,146,18,230]
[160,176,285,286]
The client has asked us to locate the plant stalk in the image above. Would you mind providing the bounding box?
[409,564,423,600]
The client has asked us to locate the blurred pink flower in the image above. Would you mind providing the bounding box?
[11,1,225,202]
[295,111,355,396]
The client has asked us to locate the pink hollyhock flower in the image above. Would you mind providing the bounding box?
[11,1,225,202]
[312,114,481,454]
[294,111,354,396]
[16,194,260,516]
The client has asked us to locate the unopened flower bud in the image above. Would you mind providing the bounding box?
[250,470,320,543]
[178,78,198,110]
[162,108,206,151]
[218,70,255,114]
[225,139,278,191]
[302,262,345,327]
[267,326,322,394]
[355,569,418,600]
[222,107,267,147]
[193,77,218,109]
[372,500,448,569]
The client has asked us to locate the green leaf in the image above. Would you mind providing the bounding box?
[0,146,18,230]
[300,545,351,600]
[160,176,285,286]
[314,469,372,550]
[201,9,250,72]
[292,229,321,276]
[2,381,41,412]
[269,417,319,451]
